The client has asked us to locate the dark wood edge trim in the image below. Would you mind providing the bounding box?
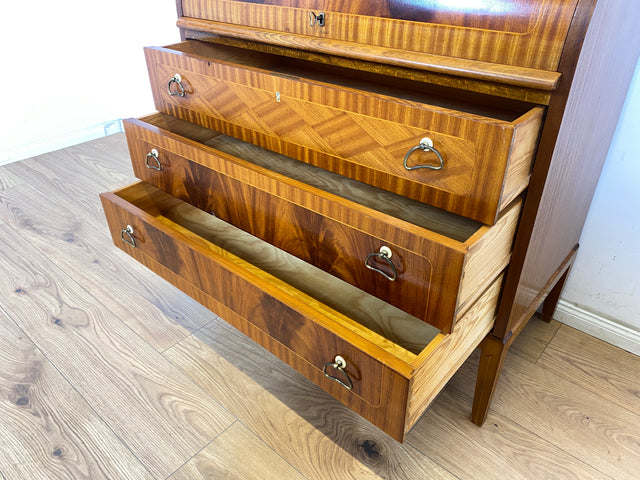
[176,1,186,41]
[176,17,561,91]
[492,0,597,339]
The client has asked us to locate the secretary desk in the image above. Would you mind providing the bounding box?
[100,0,640,441]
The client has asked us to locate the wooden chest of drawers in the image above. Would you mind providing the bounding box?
[100,0,640,441]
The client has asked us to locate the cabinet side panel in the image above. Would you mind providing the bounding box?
[498,0,640,337]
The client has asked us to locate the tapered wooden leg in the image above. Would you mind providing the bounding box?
[471,334,509,426]
[541,267,570,323]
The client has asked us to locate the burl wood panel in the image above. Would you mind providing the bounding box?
[180,0,578,72]
[145,42,543,224]
[126,122,441,328]
[100,182,414,441]
[124,116,519,332]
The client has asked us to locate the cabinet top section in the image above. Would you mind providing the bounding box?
[177,0,583,92]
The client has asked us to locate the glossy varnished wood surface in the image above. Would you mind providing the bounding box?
[179,0,578,74]
[126,120,448,328]
[177,17,562,91]
[101,182,421,439]
[186,32,555,105]
[3,136,638,478]
[496,0,640,338]
[124,115,518,332]
[134,113,481,241]
[145,41,543,224]
[100,180,511,441]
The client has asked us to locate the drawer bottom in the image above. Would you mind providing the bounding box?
[101,182,499,440]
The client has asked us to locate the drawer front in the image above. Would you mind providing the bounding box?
[100,183,412,440]
[124,117,468,332]
[180,0,577,72]
[145,43,543,224]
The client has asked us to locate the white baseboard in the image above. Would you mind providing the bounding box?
[554,300,640,355]
[0,120,123,166]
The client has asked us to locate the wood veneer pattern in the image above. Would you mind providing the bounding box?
[179,0,578,72]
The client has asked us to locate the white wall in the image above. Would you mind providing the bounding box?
[0,1,179,164]
[556,59,640,354]
[2,2,639,352]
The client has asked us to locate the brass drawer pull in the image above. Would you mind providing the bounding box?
[120,225,136,248]
[167,73,186,97]
[145,149,162,171]
[365,246,397,282]
[323,355,353,390]
[403,137,444,171]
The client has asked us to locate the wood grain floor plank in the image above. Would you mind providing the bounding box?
[6,158,115,235]
[2,129,636,480]
[0,224,235,478]
[169,422,307,480]
[0,309,153,480]
[80,133,133,170]
[0,182,212,351]
[408,385,612,480]
[448,350,640,480]
[17,133,133,189]
[0,165,23,191]
[164,319,457,480]
[538,326,640,416]
[4,135,136,235]
[509,314,562,362]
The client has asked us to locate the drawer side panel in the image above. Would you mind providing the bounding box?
[405,277,502,433]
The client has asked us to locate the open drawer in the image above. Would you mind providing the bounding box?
[123,113,521,333]
[100,181,502,441]
[144,40,543,224]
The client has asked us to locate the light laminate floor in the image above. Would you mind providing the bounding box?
[0,134,638,479]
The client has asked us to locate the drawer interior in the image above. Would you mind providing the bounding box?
[139,112,483,242]
[116,182,441,357]
[165,40,538,122]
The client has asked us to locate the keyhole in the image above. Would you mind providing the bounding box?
[309,12,325,27]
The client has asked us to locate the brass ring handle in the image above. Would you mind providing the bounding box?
[120,225,136,248]
[167,73,186,97]
[145,149,162,171]
[322,355,353,390]
[364,246,397,282]
[403,137,444,171]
